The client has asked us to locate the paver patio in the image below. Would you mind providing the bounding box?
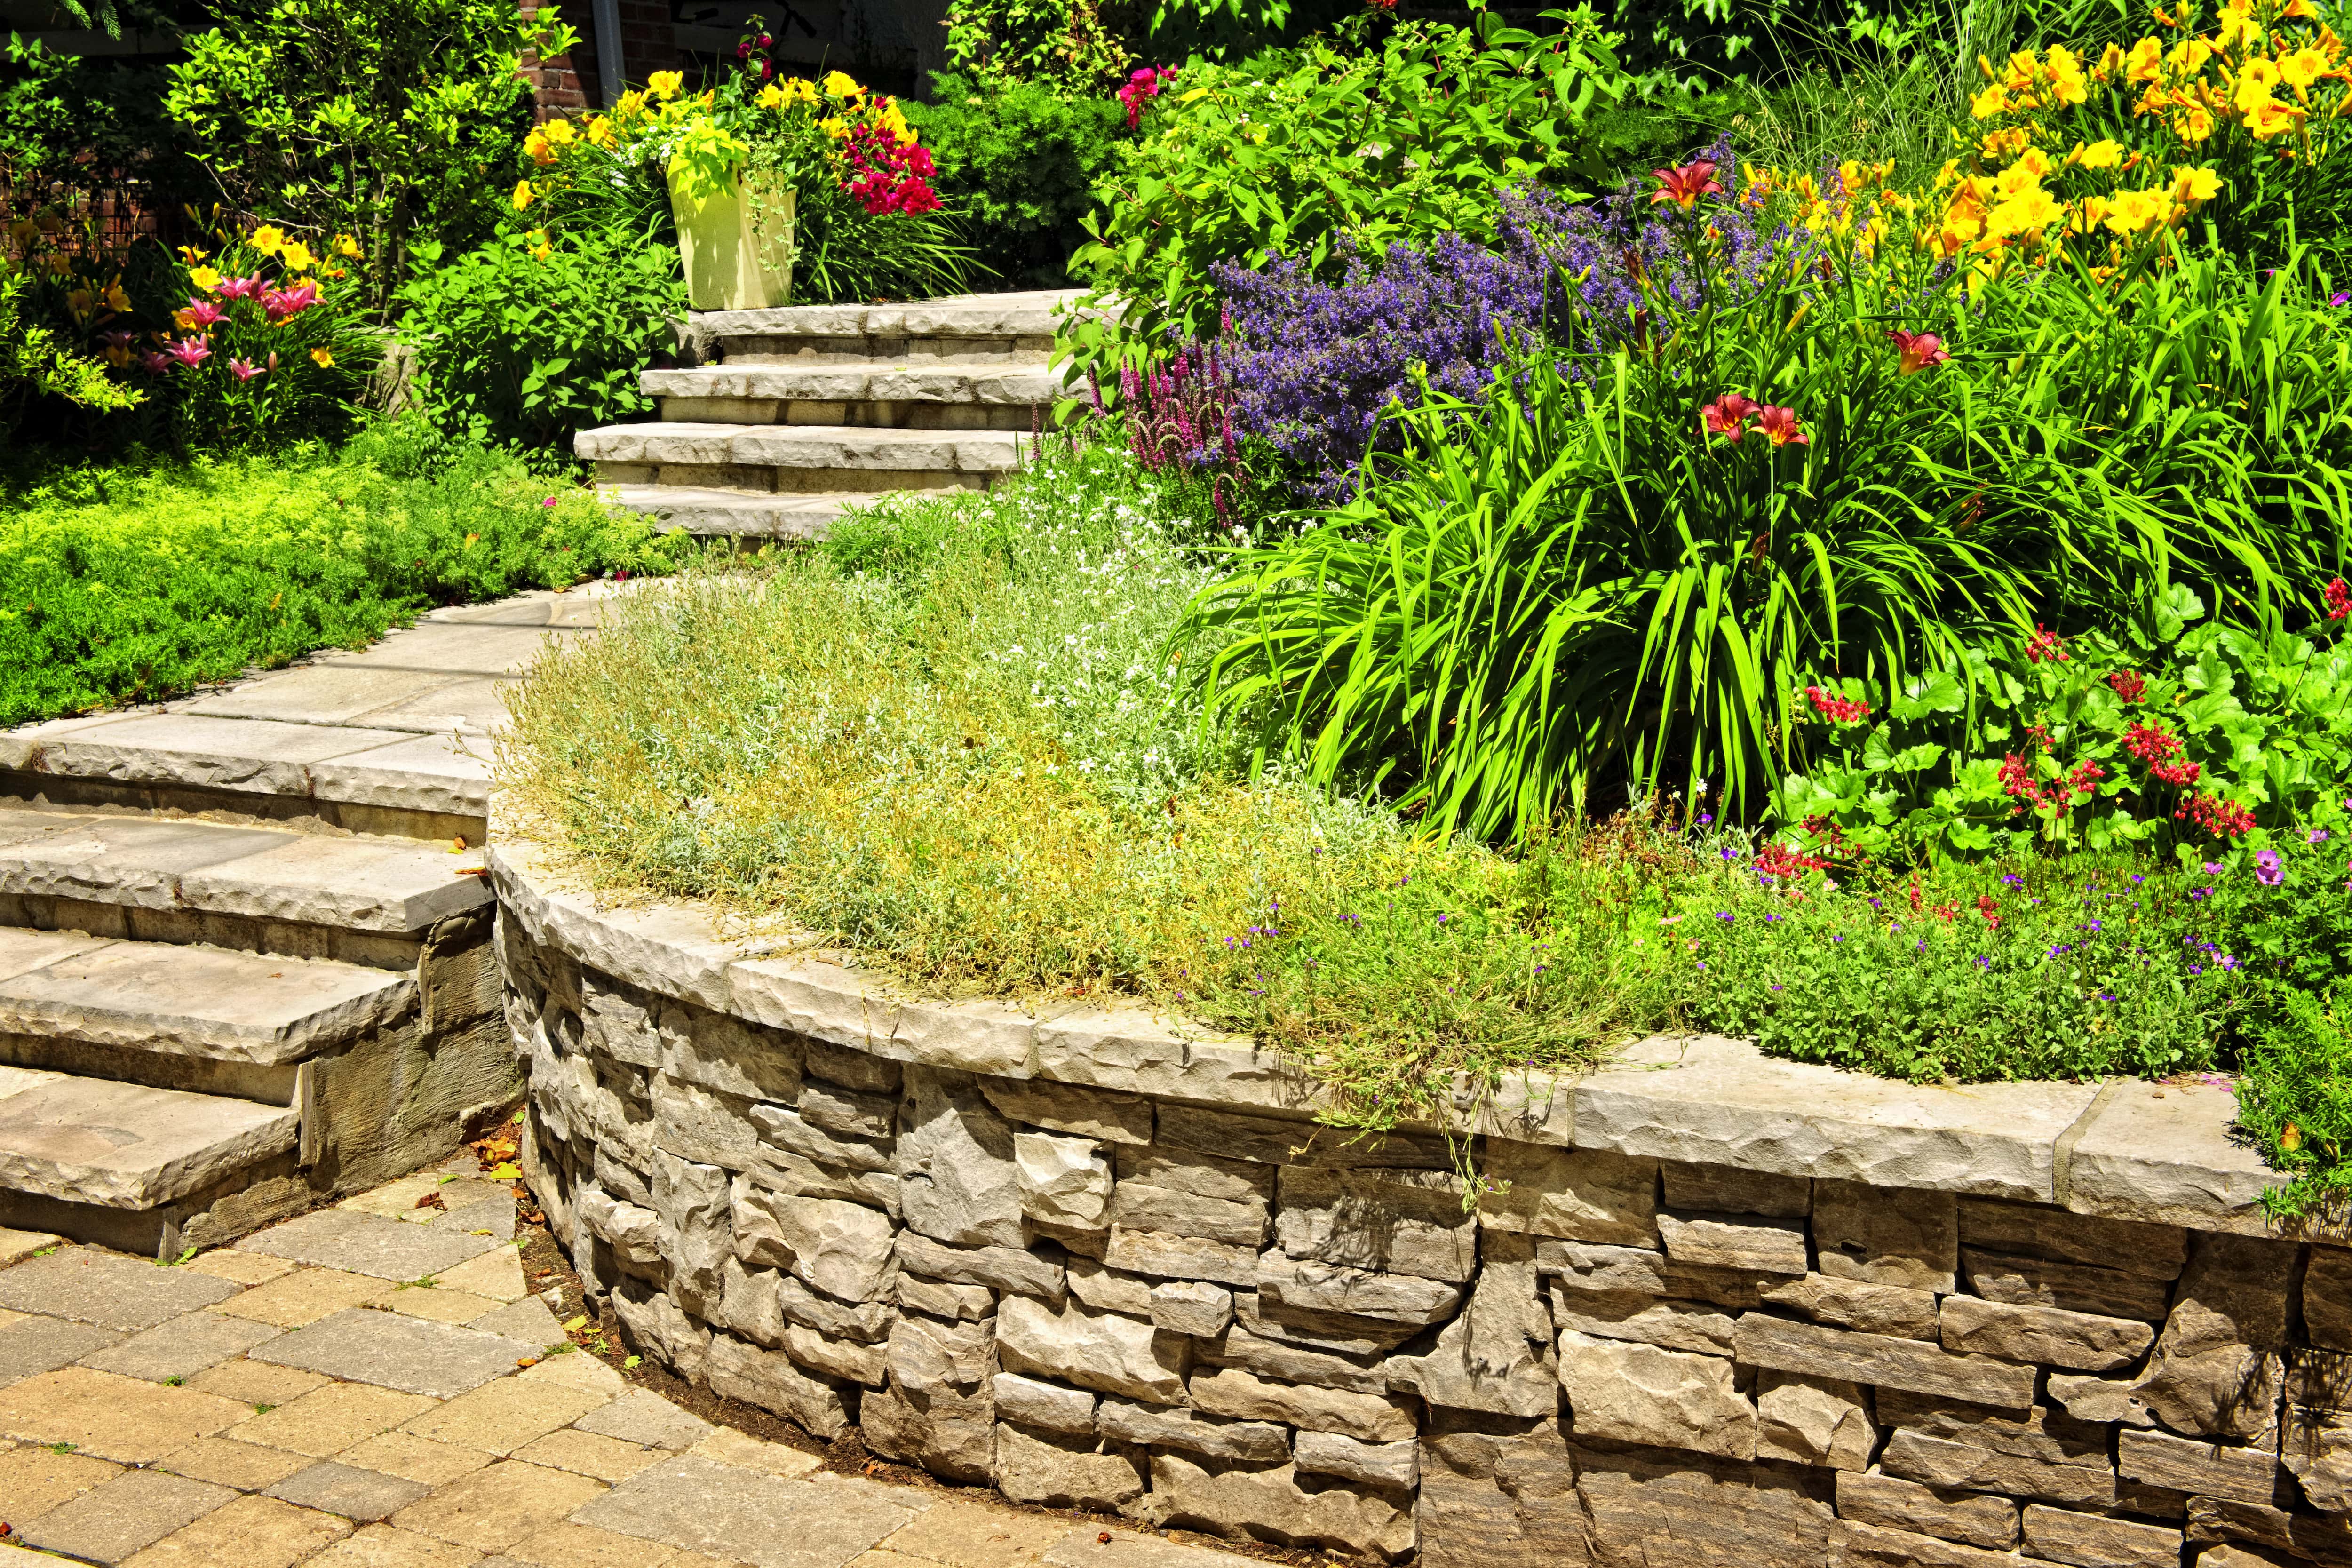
[0,1162,1270,1568]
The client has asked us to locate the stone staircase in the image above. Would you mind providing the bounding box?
[0,591,612,1257]
[576,289,1083,540]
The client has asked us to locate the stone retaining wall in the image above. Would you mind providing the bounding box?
[493,835,2352,1568]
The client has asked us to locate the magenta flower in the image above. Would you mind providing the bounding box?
[262,281,319,323]
[215,273,264,301]
[164,337,213,369]
[2256,850,2284,886]
[179,298,226,331]
[228,356,265,382]
[139,350,174,374]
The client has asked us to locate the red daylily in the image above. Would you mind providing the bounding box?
[1887,328,1950,374]
[1700,392,1759,441]
[1651,159,1723,211]
[1755,404,1809,446]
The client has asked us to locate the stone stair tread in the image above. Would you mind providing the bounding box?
[0,1068,299,1208]
[642,363,1064,404]
[575,422,1026,472]
[607,487,872,538]
[690,288,1086,341]
[3,711,489,818]
[0,931,416,1064]
[0,806,491,933]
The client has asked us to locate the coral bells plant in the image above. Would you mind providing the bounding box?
[1773,585,2352,862]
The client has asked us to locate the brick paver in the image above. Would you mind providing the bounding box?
[0,1162,1269,1568]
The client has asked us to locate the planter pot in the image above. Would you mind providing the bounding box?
[667,165,795,311]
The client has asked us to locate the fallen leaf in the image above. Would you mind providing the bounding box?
[489,1162,522,1180]
[516,1356,540,1368]
[1097,1533,1112,1546]
[413,1191,447,1211]
[563,1315,589,1332]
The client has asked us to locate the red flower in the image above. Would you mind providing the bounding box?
[2327,577,2351,621]
[2122,721,2183,766]
[1801,684,1872,723]
[2026,623,2070,663]
[1650,160,1724,211]
[2106,668,2146,702]
[2177,792,2257,837]
[1118,66,1174,131]
[1886,328,1950,374]
[1700,392,1758,441]
[1755,841,1828,879]
[1755,404,1809,447]
[1976,893,2001,928]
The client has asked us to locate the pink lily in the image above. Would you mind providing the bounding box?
[215,274,265,301]
[228,356,265,382]
[262,281,319,323]
[176,298,226,332]
[164,337,213,369]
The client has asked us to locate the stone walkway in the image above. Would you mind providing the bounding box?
[0,1161,1264,1568]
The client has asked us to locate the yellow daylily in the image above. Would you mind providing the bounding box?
[513,179,535,210]
[756,80,784,108]
[2172,165,2223,201]
[647,70,683,97]
[280,240,316,271]
[103,280,132,312]
[334,233,362,258]
[822,69,863,98]
[2282,46,2329,87]
[311,346,334,367]
[2069,138,2125,168]
[2245,97,2306,135]
[190,264,223,292]
[176,243,210,264]
[250,224,286,255]
[2127,36,2165,80]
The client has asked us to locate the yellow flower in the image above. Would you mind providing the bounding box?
[757,80,784,108]
[820,115,847,138]
[2168,37,2215,74]
[176,243,210,264]
[2104,186,2172,234]
[544,119,575,147]
[1972,83,2012,117]
[2127,36,2165,80]
[2173,165,2222,200]
[190,264,223,291]
[588,114,616,148]
[1988,186,2065,237]
[2014,145,2054,181]
[525,129,554,163]
[311,346,334,367]
[1992,160,2045,201]
[250,224,286,255]
[2176,103,2217,139]
[334,233,362,258]
[2245,97,2305,135]
[822,69,863,98]
[616,89,647,117]
[513,178,535,210]
[2072,193,2114,231]
[103,280,132,312]
[2282,46,2329,87]
[2071,138,2125,168]
[280,240,316,271]
[2287,0,2318,16]
[648,70,683,98]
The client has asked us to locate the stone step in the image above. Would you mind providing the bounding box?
[680,288,1085,364]
[642,363,1065,430]
[0,1065,299,1214]
[606,486,877,539]
[0,928,415,1068]
[0,806,492,968]
[579,423,1027,497]
[4,713,490,843]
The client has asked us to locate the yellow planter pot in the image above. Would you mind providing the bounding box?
[667,165,795,310]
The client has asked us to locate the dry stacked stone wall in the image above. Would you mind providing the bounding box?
[500,916,2352,1568]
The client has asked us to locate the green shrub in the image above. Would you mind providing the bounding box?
[904,73,1124,288]
[2238,985,2352,1220]
[1068,11,1629,354]
[940,0,1131,91]
[398,225,683,459]
[0,422,684,725]
[164,0,571,309]
[0,261,141,445]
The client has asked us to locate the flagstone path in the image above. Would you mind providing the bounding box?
[0,1161,1264,1568]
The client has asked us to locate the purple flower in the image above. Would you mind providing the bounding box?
[2256,850,2284,886]
[2310,828,2331,844]
[2203,860,2223,874]
[2333,291,2351,307]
